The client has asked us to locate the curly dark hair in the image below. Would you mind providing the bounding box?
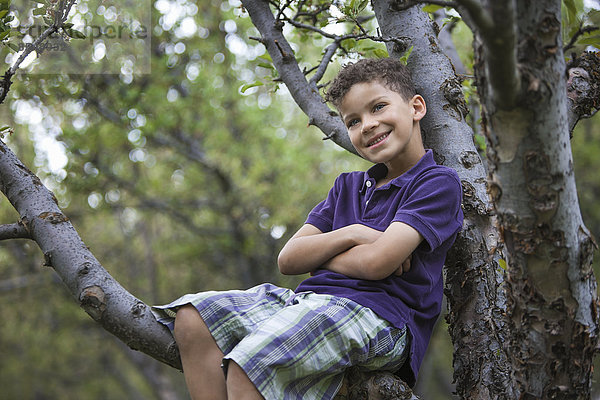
[325,58,416,107]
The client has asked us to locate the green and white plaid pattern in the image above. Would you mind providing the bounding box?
[152,283,408,399]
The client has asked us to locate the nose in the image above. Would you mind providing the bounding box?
[361,115,378,134]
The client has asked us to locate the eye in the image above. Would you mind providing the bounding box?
[373,103,386,112]
[347,118,359,128]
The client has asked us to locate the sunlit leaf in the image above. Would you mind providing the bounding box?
[240,81,264,93]
[422,5,443,13]
[372,48,388,58]
[65,28,86,39]
[32,7,47,16]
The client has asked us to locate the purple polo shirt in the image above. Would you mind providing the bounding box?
[296,150,463,386]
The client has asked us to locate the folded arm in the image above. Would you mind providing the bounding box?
[323,222,422,280]
[277,223,383,276]
[277,222,422,280]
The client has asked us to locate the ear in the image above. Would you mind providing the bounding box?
[410,95,427,121]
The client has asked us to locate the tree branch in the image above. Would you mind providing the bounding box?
[0,138,181,370]
[453,0,494,32]
[309,42,338,86]
[241,0,356,153]
[0,222,31,240]
[0,0,78,104]
[455,0,520,109]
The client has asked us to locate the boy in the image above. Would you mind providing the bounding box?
[152,58,463,399]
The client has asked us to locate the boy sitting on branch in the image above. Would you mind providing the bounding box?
[152,58,463,400]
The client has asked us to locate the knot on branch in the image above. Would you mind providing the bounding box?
[38,211,69,224]
[131,301,147,319]
[461,179,489,216]
[441,77,469,121]
[335,369,419,400]
[567,51,600,119]
[80,285,107,321]
[390,0,416,12]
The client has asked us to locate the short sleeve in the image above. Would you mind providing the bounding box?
[305,175,343,233]
[393,169,463,252]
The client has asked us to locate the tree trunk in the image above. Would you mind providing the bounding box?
[473,1,599,397]
[371,3,515,398]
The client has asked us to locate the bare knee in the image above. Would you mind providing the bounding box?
[174,304,212,348]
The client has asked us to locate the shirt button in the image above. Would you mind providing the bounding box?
[366,181,372,188]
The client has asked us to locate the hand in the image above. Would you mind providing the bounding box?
[394,254,412,276]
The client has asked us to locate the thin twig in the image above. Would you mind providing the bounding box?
[284,16,408,48]
[564,24,599,53]
[275,0,294,22]
[0,0,77,104]
[453,0,494,33]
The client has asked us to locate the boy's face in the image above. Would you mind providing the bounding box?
[338,81,426,173]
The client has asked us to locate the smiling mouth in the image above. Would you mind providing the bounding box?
[367,133,389,147]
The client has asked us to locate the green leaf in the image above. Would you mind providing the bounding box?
[240,81,263,93]
[588,10,600,26]
[341,38,356,50]
[422,5,443,13]
[6,41,18,51]
[355,0,368,13]
[0,125,10,132]
[372,48,388,58]
[577,35,600,46]
[65,28,86,39]
[32,7,47,16]
[0,9,8,19]
[498,259,507,271]
[398,45,413,65]
[0,30,9,40]
[257,54,272,63]
[257,62,273,70]
[474,133,487,151]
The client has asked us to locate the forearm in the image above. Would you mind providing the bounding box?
[323,244,403,281]
[278,224,382,275]
[323,222,423,280]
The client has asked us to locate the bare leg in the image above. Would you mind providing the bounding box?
[226,361,265,400]
[174,304,227,400]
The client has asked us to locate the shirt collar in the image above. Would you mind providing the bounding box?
[362,150,435,192]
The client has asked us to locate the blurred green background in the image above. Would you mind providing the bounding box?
[0,0,598,399]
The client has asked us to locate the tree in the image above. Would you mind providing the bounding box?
[0,0,599,399]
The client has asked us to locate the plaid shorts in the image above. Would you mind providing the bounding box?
[152,283,408,400]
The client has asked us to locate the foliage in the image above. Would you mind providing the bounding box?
[0,0,599,398]
[0,0,367,398]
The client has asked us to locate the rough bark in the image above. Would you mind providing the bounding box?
[0,139,182,371]
[371,3,515,398]
[472,0,599,397]
[567,51,600,134]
